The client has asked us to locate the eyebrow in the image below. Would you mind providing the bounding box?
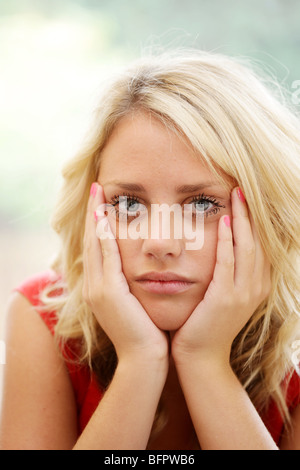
[103,181,220,193]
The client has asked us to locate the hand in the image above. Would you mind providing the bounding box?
[172,187,271,365]
[82,183,169,365]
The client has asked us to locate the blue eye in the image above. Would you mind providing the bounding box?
[119,196,141,213]
[190,194,225,218]
[193,200,211,212]
[109,192,225,223]
[110,194,146,221]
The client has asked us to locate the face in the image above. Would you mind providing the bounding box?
[98,111,233,331]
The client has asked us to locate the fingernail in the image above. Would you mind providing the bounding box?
[237,187,246,203]
[224,215,231,227]
[90,182,97,197]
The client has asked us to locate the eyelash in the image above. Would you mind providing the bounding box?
[109,193,144,220]
[190,193,225,218]
[108,192,225,220]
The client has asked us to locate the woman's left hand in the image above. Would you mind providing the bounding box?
[172,187,272,366]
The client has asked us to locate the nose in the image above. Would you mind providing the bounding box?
[141,207,183,259]
[141,236,182,260]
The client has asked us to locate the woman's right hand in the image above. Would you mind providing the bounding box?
[82,182,169,366]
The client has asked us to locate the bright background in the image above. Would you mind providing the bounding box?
[1,0,300,335]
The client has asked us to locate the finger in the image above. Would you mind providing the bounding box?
[83,184,97,295]
[212,215,235,290]
[83,183,104,292]
[96,206,123,282]
[231,187,255,288]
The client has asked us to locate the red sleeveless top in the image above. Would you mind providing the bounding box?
[15,271,300,446]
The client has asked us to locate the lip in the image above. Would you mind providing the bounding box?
[135,271,195,294]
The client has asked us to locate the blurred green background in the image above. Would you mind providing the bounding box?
[0,0,300,327]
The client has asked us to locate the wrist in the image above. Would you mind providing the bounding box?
[114,356,168,402]
[117,350,169,379]
[175,354,235,393]
[172,329,233,365]
[173,346,232,373]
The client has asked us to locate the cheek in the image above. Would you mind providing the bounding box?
[192,223,218,283]
[116,238,140,276]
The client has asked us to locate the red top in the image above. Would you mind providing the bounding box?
[14,271,300,446]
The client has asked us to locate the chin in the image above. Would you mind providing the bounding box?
[138,296,195,332]
[152,315,188,332]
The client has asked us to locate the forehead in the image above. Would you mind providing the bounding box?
[99,112,217,186]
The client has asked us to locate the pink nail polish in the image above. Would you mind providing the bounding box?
[237,187,246,203]
[90,183,97,197]
[224,215,231,227]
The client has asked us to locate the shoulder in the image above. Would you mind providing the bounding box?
[0,285,78,449]
[14,269,62,305]
[13,270,63,334]
[4,289,61,363]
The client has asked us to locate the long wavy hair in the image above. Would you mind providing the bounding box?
[42,49,300,433]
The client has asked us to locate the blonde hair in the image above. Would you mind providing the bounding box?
[45,49,300,429]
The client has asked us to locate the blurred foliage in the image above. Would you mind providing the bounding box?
[0,0,299,229]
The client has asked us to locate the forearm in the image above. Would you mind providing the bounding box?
[73,356,168,450]
[176,357,278,450]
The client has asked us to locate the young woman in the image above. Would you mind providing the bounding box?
[0,50,299,450]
